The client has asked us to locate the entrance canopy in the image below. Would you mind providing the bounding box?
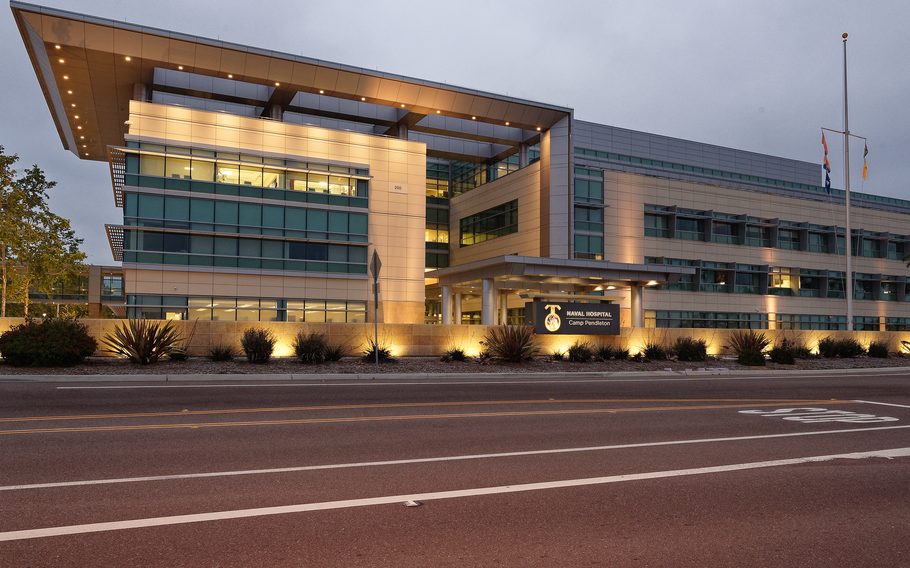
[427,255,696,327]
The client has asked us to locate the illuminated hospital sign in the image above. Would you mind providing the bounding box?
[526,301,620,335]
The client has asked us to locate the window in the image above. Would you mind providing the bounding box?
[645,214,669,238]
[768,267,794,296]
[745,225,771,247]
[575,206,604,233]
[574,234,603,260]
[778,228,800,250]
[700,266,729,292]
[777,314,846,330]
[799,270,822,297]
[459,200,518,246]
[676,218,705,241]
[712,221,739,244]
[808,232,829,253]
[734,272,759,294]
[827,271,846,298]
[574,177,603,204]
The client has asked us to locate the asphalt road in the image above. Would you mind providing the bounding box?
[1,370,909,567]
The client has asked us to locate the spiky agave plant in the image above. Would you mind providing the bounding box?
[103,318,183,365]
[481,325,540,363]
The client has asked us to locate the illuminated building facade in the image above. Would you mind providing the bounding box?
[13,2,910,331]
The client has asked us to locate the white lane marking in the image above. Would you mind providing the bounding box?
[2,447,908,542]
[854,400,910,410]
[4,424,909,492]
[740,407,899,423]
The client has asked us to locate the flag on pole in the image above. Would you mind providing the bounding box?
[822,132,828,155]
[822,132,831,193]
[825,170,831,194]
[863,143,868,179]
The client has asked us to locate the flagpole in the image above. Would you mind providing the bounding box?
[843,33,853,331]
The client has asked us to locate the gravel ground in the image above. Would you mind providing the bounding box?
[3,354,910,375]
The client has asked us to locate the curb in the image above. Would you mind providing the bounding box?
[5,366,910,383]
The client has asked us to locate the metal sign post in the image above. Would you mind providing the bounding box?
[369,251,381,372]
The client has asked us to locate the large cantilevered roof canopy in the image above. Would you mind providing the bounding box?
[11,1,572,163]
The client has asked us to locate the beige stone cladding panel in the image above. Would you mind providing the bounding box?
[448,163,542,266]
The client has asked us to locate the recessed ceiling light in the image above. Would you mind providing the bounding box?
[77,126,82,129]
[228,74,233,78]
[74,115,79,119]
[536,127,541,131]
[82,145,86,148]
[505,122,510,125]
[178,66,183,70]
[67,90,72,94]
[319,90,324,94]
[401,104,405,107]
[275,82,280,86]
[125,56,131,61]
[71,103,75,107]
[59,59,64,63]
[436,110,441,114]
[63,75,68,79]
[361,97,366,101]
[80,136,84,139]
[472,116,476,120]
[55,45,61,49]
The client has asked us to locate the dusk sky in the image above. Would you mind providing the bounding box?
[3,0,908,263]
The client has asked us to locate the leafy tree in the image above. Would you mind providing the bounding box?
[0,146,86,317]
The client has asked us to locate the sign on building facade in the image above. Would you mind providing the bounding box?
[525,301,620,335]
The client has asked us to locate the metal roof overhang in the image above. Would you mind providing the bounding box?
[427,256,696,295]
[11,2,572,163]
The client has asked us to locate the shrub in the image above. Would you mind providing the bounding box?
[0,317,97,367]
[567,341,595,363]
[727,330,770,367]
[103,318,182,365]
[867,340,889,359]
[768,339,797,365]
[440,347,467,363]
[293,332,328,364]
[362,338,394,364]
[642,342,668,361]
[240,328,277,363]
[737,349,767,366]
[836,338,865,358]
[209,343,237,361]
[727,330,770,355]
[818,336,865,358]
[672,337,707,362]
[550,350,565,362]
[481,325,540,363]
[168,321,198,361]
[325,344,346,362]
[596,345,614,361]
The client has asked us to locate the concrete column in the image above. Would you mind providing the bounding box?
[132,83,148,102]
[519,143,529,168]
[630,285,643,328]
[500,293,508,325]
[398,124,409,140]
[87,266,102,319]
[269,104,283,121]
[441,285,452,325]
[482,279,496,325]
[454,293,462,325]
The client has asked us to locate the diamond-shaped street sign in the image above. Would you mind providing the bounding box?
[370,250,381,282]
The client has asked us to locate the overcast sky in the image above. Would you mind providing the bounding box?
[3,0,909,263]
